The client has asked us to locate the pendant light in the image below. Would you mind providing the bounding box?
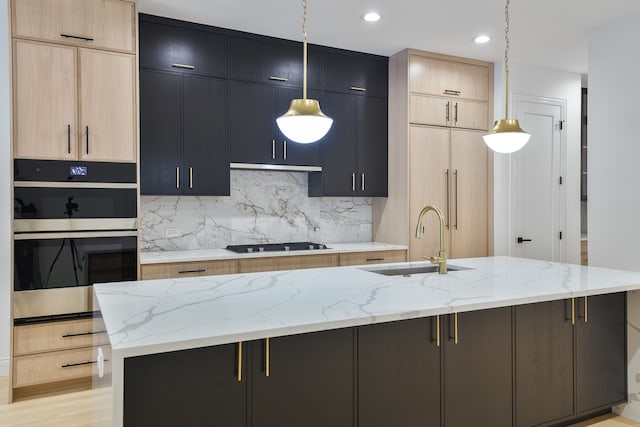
[483,0,531,154]
[276,0,333,144]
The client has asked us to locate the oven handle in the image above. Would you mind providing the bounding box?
[14,230,138,240]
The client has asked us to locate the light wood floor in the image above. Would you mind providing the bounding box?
[0,376,639,427]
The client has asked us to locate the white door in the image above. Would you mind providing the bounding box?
[511,95,565,262]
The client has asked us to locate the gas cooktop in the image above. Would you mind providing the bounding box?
[225,242,328,254]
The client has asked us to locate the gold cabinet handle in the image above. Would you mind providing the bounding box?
[189,167,193,189]
[172,63,195,70]
[361,173,365,192]
[269,76,288,82]
[265,337,270,377]
[349,86,367,92]
[454,313,458,344]
[283,141,287,160]
[584,296,588,323]
[352,173,356,191]
[272,140,276,160]
[176,167,180,189]
[571,298,575,325]
[436,315,441,347]
[237,341,242,382]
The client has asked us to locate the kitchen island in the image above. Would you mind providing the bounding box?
[94,256,640,426]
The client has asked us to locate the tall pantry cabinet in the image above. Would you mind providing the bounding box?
[373,50,493,261]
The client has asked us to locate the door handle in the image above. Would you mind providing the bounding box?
[237,342,242,382]
[283,140,287,160]
[352,173,356,191]
[454,169,458,230]
[85,126,89,154]
[67,124,71,154]
[361,173,365,192]
[265,337,270,377]
[272,140,276,160]
[446,101,450,122]
[516,237,532,243]
[445,170,450,229]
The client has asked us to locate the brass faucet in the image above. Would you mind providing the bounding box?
[415,205,447,274]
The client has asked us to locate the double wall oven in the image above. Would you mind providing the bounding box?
[13,160,138,320]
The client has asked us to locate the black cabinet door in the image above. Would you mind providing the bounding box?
[139,19,227,78]
[276,86,321,166]
[123,343,246,427]
[228,81,277,164]
[515,300,575,427]
[183,75,229,195]
[576,292,627,414]
[251,328,354,427]
[444,307,512,427]
[310,92,357,196]
[140,70,182,195]
[357,96,388,196]
[358,317,441,427]
[229,36,321,90]
[323,51,388,98]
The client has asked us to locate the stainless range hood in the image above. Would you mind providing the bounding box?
[230,163,322,172]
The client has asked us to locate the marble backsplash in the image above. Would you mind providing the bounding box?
[140,170,373,251]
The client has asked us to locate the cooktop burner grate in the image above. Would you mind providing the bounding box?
[225,242,328,253]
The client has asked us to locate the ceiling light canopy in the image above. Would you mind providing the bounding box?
[483,0,530,154]
[362,12,381,22]
[276,0,333,144]
[474,35,491,44]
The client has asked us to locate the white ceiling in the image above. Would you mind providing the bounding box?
[138,0,640,74]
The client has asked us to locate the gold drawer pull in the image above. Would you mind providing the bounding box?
[265,337,270,377]
[172,63,195,70]
[269,76,289,82]
[237,342,242,382]
[454,313,458,344]
[584,296,588,323]
[349,86,367,92]
[62,330,107,338]
[436,315,441,347]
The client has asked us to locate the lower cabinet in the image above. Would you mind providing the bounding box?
[251,329,354,427]
[123,343,247,427]
[515,293,627,427]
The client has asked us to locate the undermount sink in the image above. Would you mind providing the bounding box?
[364,264,470,276]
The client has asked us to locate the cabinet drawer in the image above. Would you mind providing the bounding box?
[409,55,489,101]
[324,51,388,98]
[139,19,227,78]
[12,0,135,53]
[13,345,112,388]
[14,317,109,356]
[239,254,338,273]
[229,36,321,89]
[141,259,239,280]
[339,250,407,266]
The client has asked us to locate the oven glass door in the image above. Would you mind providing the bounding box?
[14,232,137,291]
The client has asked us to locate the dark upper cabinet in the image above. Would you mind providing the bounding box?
[324,51,388,98]
[123,343,246,427]
[229,36,321,90]
[251,328,354,427]
[139,17,227,78]
[140,70,229,196]
[358,317,441,427]
[309,92,387,197]
[576,293,627,415]
[228,81,320,167]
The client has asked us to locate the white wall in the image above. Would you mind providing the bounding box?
[492,61,582,264]
[0,0,10,377]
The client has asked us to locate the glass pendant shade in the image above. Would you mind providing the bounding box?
[276,99,333,144]
[482,118,531,154]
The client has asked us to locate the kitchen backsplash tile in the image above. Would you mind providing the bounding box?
[140,170,372,251]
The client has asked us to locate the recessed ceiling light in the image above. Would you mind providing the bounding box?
[362,12,381,22]
[474,35,491,44]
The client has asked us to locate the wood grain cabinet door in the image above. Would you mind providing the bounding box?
[78,48,136,162]
[13,40,77,160]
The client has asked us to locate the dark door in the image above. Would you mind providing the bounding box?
[576,292,627,414]
[228,81,277,165]
[358,317,441,427]
[140,70,182,195]
[443,307,512,427]
[251,328,354,427]
[357,96,388,197]
[123,343,247,427]
[314,92,357,196]
[183,75,229,195]
[515,300,575,426]
[276,86,322,166]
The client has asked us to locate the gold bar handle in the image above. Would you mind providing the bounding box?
[571,298,575,325]
[436,315,441,347]
[349,86,367,92]
[272,140,276,160]
[237,341,242,382]
[283,141,287,160]
[265,337,270,377]
[172,63,195,70]
[352,173,356,191]
[176,167,180,189]
[454,313,458,344]
[269,76,288,82]
[361,173,365,192]
[584,296,588,323]
[189,167,193,189]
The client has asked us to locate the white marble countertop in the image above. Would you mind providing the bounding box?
[139,242,408,264]
[94,256,640,359]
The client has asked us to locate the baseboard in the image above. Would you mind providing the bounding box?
[0,357,9,376]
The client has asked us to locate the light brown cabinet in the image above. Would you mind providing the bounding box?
[239,254,339,273]
[13,39,136,162]
[373,49,493,261]
[12,0,135,53]
[141,259,239,280]
[338,250,407,266]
